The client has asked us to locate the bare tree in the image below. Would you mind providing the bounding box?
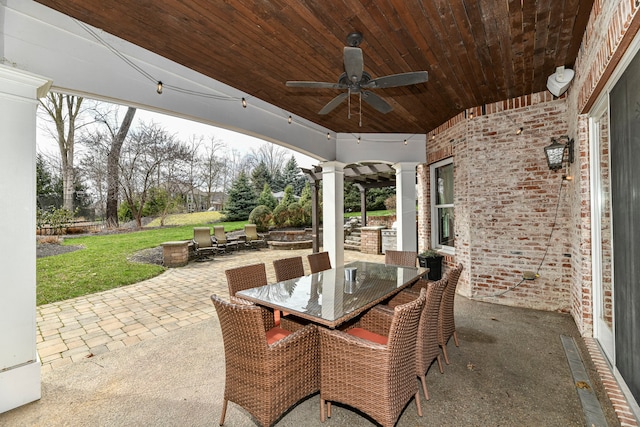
[247,143,290,176]
[119,122,189,228]
[39,93,89,211]
[82,104,137,226]
[104,107,136,227]
[200,136,226,208]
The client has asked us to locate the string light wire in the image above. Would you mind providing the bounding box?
[75,19,243,102]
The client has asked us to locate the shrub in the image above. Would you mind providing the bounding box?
[118,200,135,222]
[287,202,305,227]
[272,203,289,228]
[248,205,272,232]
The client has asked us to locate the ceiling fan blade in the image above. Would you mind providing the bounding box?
[344,47,363,83]
[319,92,349,115]
[361,91,393,114]
[286,81,347,89]
[362,71,428,89]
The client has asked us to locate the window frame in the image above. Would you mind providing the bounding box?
[430,157,455,254]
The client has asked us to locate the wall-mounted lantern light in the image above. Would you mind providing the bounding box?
[544,135,574,171]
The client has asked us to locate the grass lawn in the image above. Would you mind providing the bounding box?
[344,209,394,218]
[36,221,246,306]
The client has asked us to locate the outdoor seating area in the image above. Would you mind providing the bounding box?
[0,247,618,426]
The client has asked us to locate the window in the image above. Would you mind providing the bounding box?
[431,158,454,252]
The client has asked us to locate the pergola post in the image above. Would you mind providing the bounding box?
[0,65,51,413]
[356,183,367,226]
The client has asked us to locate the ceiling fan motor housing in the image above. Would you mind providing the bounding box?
[346,31,363,47]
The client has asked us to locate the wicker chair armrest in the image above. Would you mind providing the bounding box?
[269,323,317,349]
[319,326,388,354]
[352,307,393,336]
[386,288,421,308]
[229,296,253,305]
[279,315,308,332]
[228,297,276,330]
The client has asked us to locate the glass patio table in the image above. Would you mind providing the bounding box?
[236,261,428,328]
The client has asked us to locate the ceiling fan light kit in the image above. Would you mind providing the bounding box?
[286,32,428,125]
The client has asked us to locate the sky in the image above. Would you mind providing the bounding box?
[36,106,319,169]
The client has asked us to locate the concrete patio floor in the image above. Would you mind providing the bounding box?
[0,248,623,426]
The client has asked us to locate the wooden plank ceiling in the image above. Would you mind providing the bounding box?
[36,0,593,135]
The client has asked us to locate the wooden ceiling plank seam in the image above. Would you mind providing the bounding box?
[520,0,539,95]
[387,1,460,115]
[416,0,481,109]
[493,0,517,99]
[449,0,497,103]
[564,0,595,66]
[531,0,552,91]
[541,0,568,75]
[476,0,510,99]
[508,0,526,101]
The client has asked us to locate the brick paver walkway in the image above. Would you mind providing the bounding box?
[36,248,384,373]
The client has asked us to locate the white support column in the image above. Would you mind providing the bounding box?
[394,162,419,252]
[321,161,345,268]
[0,65,51,413]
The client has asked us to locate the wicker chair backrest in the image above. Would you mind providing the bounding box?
[273,256,305,282]
[225,263,268,296]
[385,250,417,267]
[307,252,331,273]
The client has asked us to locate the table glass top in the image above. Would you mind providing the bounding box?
[236,261,426,327]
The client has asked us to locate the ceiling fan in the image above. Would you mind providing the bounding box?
[286,32,428,122]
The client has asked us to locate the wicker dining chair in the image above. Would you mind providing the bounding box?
[379,276,448,399]
[384,250,418,267]
[225,263,268,297]
[273,256,305,282]
[318,289,426,427]
[307,251,331,273]
[436,263,464,364]
[210,295,319,427]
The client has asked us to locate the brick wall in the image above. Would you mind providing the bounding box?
[360,227,383,254]
[421,93,572,311]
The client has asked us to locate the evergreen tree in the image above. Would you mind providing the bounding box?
[282,156,305,195]
[299,181,312,206]
[280,184,296,207]
[224,172,258,221]
[271,167,285,192]
[257,182,277,210]
[251,160,271,195]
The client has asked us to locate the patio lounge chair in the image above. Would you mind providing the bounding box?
[210,295,319,426]
[318,289,426,426]
[192,227,215,261]
[213,225,228,253]
[307,251,331,273]
[243,224,262,249]
[384,250,418,267]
